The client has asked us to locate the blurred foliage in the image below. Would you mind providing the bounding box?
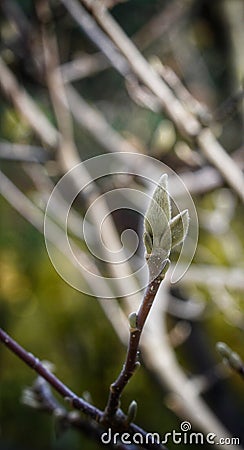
[0,0,244,449]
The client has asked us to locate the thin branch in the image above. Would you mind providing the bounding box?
[198,129,244,203]
[79,0,244,203]
[22,376,132,450]
[80,0,200,138]
[104,274,162,418]
[0,168,48,232]
[0,166,129,346]
[141,284,240,450]
[0,142,49,163]
[152,58,210,123]
[173,263,244,290]
[0,327,167,450]
[59,0,131,78]
[0,56,58,149]
[0,169,114,299]
[0,327,100,419]
[36,0,141,302]
[0,31,140,303]
[60,52,109,83]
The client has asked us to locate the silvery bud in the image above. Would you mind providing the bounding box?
[128,312,138,332]
[143,174,189,278]
[216,342,243,372]
[127,400,138,424]
[144,174,171,251]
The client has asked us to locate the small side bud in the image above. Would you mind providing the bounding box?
[216,342,243,372]
[127,400,137,424]
[128,312,138,332]
[21,388,40,409]
[134,361,141,372]
[216,342,231,359]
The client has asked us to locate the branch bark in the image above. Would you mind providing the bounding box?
[0,327,167,450]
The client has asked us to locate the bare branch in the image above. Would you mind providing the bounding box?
[0,327,167,450]
[0,56,58,148]
[0,327,100,419]
[104,273,162,418]
[36,0,141,302]
[60,52,109,83]
[0,142,49,163]
[79,0,244,202]
[198,129,244,203]
[59,0,130,77]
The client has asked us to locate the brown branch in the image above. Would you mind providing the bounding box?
[22,376,134,450]
[104,268,164,418]
[0,327,100,420]
[0,327,167,450]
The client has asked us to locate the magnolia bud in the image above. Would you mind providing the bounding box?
[128,312,138,332]
[127,400,137,424]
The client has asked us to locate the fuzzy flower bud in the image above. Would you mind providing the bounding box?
[143,174,189,279]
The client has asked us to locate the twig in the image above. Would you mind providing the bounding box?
[222,1,244,108]
[80,0,200,138]
[151,58,210,123]
[0,327,167,450]
[0,168,48,231]
[0,167,129,344]
[0,169,113,298]
[22,376,132,450]
[0,56,58,148]
[0,327,100,419]
[60,52,109,83]
[104,274,162,418]
[0,23,140,302]
[23,163,91,241]
[141,284,241,450]
[59,0,130,78]
[173,263,244,290]
[104,173,185,419]
[0,142,49,163]
[79,0,244,203]
[198,129,244,203]
[36,0,141,302]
